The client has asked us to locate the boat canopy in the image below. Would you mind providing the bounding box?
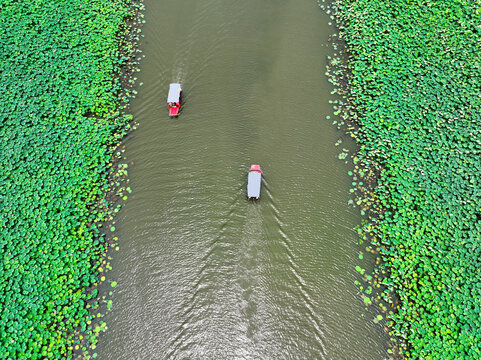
[167,83,181,103]
[247,171,262,199]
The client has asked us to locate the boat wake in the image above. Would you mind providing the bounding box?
[265,184,329,359]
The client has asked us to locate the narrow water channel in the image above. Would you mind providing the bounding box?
[99,0,388,358]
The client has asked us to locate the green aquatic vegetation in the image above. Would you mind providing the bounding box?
[0,0,142,358]
[329,0,481,358]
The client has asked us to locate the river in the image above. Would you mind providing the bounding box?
[98,0,389,358]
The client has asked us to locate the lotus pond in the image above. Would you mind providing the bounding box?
[0,0,142,358]
[328,0,481,358]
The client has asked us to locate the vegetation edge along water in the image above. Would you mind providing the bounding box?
[322,0,481,358]
[0,0,143,358]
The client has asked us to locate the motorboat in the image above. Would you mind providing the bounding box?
[167,83,182,116]
[247,164,262,200]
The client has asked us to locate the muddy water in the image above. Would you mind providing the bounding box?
[98,0,389,358]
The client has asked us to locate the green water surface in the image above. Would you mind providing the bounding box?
[98,0,389,358]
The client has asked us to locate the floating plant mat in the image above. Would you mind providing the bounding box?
[0,0,142,358]
[328,0,481,358]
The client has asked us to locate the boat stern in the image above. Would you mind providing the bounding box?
[169,105,180,116]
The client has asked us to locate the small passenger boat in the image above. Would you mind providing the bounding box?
[167,83,182,116]
[247,164,262,200]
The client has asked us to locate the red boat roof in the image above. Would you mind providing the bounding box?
[250,164,261,173]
